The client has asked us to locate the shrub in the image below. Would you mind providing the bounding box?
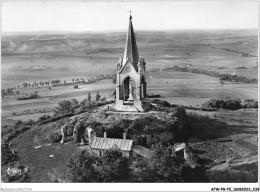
[129,116,168,134]
[38,113,73,125]
[66,151,98,182]
[133,157,158,182]
[79,99,89,107]
[38,114,51,122]
[150,99,171,107]
[26,119,36,126]
[242,100,258,109]
[107,119,132,138]
[149,142,185,182]
[71,98,79,106]
[1,144,18,166]
[147,94,161,98]
[1,125,14,138]
[66,148,129,182]
[99,147,130,182]
[2,124,31,143]
[48,132,62,143]
[18,126,31,133]
[96,91,101,101]
[55,100,73,115]
[202,98,242,110]
[112,76,116,84]
[14,120,23,129]
[87,92,91,101]
[87,121,104,137]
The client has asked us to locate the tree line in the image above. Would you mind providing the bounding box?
[202,98,258,110]
[2,73,114,98]
[150,65,258,84]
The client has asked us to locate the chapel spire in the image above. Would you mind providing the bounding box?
[123,14,139,70]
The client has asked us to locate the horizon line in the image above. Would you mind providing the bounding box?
[2,28,258,34]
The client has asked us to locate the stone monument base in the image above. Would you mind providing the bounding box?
[113,100,144,112]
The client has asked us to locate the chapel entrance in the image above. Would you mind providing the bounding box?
[123,76,135,105]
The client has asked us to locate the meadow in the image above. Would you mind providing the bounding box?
[1,29,258,122]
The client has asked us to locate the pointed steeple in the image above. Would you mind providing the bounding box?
[123,14,139,70]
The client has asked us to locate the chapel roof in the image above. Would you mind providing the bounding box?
[91,137,133,152]
[122,15,139,70]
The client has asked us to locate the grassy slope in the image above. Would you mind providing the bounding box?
[1,108,257,182]
[187,110,258,162]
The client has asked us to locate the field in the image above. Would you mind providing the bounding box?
[1,29,258,183]
[1,29,258,121]
[2,29,258,88]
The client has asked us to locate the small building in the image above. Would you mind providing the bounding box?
[90,132,133,163]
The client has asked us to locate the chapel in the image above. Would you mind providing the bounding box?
[114,14,147,112]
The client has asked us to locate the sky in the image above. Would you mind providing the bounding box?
[1,1,259,32]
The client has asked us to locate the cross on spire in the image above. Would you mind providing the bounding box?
[129,10,132,20]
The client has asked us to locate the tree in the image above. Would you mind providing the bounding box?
[14,120,23,129]
[149,142,185,182]
[32,81,37,87]
[51,80,57,85]
[57,79,61,85]
[39,81,44,87]
[66,151,98,182]
[72,78,75,83]
[6,88,12,95]
[112,89,116,96]
[67,148,130,183]
[55,100,73,114]
[71,98,79,106]
[38,114,51,122]
[23,82,27,88]
[1,89,6,97]
[112,76,116,84]
[99,147,129,182]
[96,91,101,101]
[133,157,158,182]
[88,92,91,101]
